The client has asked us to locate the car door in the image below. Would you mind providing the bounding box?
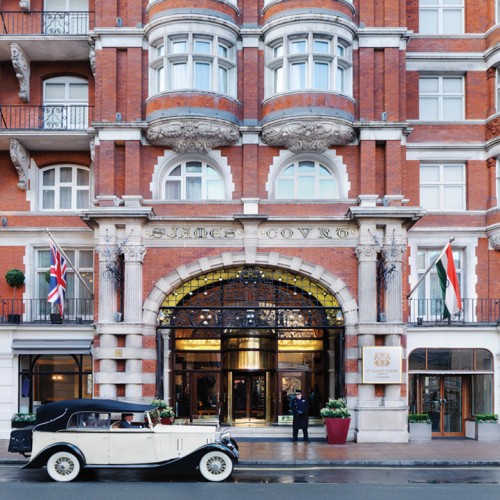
[75,412,110,465]
[109,427,157,465]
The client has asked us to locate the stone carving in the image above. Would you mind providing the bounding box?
[487,158,495,169]
[383,244,407,262]
[261,119,355,153]
[95,245,119,263]
[146,118,240,153]
[9,139,30,191]
[89,41,95,77]
[489,235,500,251]
[486,117,500,142]
[90,138,95,163]
[19,0,30,11]
[355,245,378,262]
[11,43,30,103]
[121,245,147,263]
[487,67,496,80]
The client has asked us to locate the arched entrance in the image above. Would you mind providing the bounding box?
[143,252,358,424]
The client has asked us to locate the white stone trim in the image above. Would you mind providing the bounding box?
[142,251,359,326]
[265,149,351,200]
[149,149,234,200]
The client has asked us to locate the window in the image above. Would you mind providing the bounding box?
[19,354,92,413]
[419,0,463,34]
[420,164,465,210]
[36,248,94,303]
[497,160,500,206]
[416,248,462,316]
[40,165,90,210]
[43,77,89,129]
[267,34,352,97]
[496,68,500,113]
[276,161,337,200]
[164,161,224,200]
[150,34,236,97]
[419,76,464,121]
[44,0,89,35]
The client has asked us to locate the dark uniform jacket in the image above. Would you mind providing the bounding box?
[291,397,308,430]
[119,420,133,428]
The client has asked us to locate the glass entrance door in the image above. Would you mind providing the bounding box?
[278,373,305,418]
[422,375,464,436]
[194,373,220,420]
[232,373,266,420]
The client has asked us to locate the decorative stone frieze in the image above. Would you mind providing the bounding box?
[11,43,30,103]
[121,245,147,263]
[261,118,356,153]
[9,139,30,191]
[146,118,240,153]
[89,42,96,77]
[355,245,378,262]
[19,0,30,11]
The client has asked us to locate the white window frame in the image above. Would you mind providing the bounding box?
[496,159,500,206]
[419,76,465,121]
[419,163,466,211]
[496,68,500,113]
[39,164,91,211]
[162,160,225,201]
[149,33,236,98]
[418,0,464,35]
[275,160,338,200]
[266,33,352,98]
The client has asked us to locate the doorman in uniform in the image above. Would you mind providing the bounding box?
[291,390,310,442]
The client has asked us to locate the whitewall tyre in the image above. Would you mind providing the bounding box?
[46,451,81,482]
[199,451,233,481]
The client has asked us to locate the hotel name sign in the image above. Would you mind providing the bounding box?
[145,224,357,241]
[362,347,403,384]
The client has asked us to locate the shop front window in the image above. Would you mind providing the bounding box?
[19,354,92,413]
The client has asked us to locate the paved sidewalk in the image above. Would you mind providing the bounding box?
[3,438,500,466]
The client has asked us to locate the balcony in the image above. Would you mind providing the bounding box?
[0,298,94,326]
[0,11,94,61]
[0,105,94,150]
[407,299,500,327]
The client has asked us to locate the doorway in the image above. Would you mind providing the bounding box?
[193,373,221,419]
[421,375,465,436]
[232,373,266,420]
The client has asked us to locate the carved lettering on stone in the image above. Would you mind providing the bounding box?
[19,0,30,12]
[146,118,240,153]
[121,245,147,263]
[9,139,30,191]
[11,43,30,103]
[89,42,96,77]
[261,119,355,153]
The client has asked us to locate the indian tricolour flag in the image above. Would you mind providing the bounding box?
[435,245,461,319]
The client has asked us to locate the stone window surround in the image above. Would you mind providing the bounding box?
[150,149,235,200]
[266,149,351,200]
[148,23,238,99]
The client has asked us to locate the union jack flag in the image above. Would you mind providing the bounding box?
[47,241,67,316]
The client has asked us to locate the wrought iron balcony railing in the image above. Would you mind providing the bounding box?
[0,11,94,35]
[0,105,93,130]
[407,298,500,326]
[1,299,94,325]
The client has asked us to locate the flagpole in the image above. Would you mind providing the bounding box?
[45,228,94,298]
[406,237,454,299]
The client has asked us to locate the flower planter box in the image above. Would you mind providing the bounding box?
[409,422,432,441]
[161,417,174,425]
[325,417,351,444]
[475,423,500,441]
[11,421,34,428]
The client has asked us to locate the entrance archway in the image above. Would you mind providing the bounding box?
[143,252,358,423]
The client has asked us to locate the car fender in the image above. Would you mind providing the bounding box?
[23,442,86,469]
[156,443,238,471]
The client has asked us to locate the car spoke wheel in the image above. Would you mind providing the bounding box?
[47,451,81,482]
[199,451,233,481]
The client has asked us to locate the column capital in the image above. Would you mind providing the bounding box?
[95,245,119,262]
[355,245,378,262]
[383,244,407,262]
[122,245,147,263]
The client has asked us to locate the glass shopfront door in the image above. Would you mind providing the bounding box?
[194,373,220,419]
[232,373,266,420]
[422,375,464,436]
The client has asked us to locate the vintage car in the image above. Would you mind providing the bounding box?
[8,399,238,482]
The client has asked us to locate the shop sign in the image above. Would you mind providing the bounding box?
[362,346,403,384]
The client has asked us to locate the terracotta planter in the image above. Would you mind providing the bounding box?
[161,417,174,425]
[325,417,351,444]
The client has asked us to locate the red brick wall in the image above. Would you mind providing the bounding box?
[0,247,26,300]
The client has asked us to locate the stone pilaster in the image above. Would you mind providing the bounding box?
[384,245,406,323]
[122,245,146,323]
[95,245,118,322]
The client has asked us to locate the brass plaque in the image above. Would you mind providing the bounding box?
[114,349,123,357]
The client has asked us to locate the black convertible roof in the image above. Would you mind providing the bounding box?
[34,399,157,432]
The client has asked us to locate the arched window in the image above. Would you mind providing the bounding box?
[43,77,89,130]
[276,160,337,200]
[40,165,90,210]
[163,160,224,200]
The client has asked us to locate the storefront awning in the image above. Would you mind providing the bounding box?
[12,339,93,355]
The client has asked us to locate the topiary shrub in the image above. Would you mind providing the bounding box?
[5,269,25,300]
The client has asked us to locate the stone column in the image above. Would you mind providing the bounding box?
[95,245,118,322]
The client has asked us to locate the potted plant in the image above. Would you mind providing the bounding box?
[474,414,499,441]
[408,414,432,441]
[5,269,24,324]
[12,413,36,428]
[151,399,175,425]
[320,398,351,444]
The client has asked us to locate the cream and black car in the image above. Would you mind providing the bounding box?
[8,399,238,482]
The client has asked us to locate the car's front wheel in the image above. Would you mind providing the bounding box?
[199,451,233,481]
[46,451,81,482]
